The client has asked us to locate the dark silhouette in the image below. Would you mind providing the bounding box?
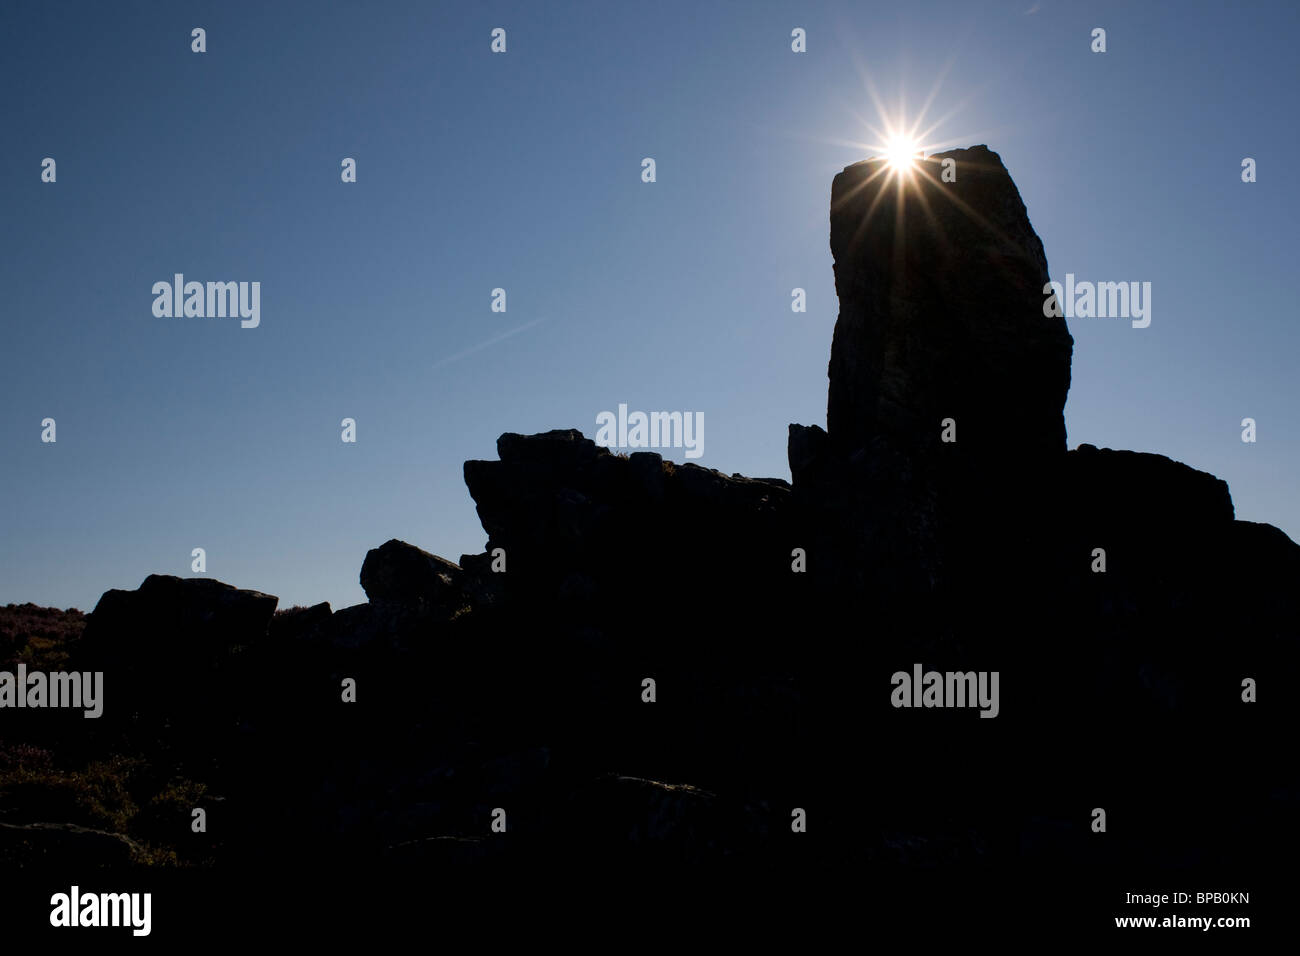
[3,148,1294,931]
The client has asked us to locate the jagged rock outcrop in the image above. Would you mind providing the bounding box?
[463,429,801,671]
[1063,444,1234,527]
[6,145,1296,889]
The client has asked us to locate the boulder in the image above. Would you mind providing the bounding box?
[360,539,465,608]
[81,574,278,666]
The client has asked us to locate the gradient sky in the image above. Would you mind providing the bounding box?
[3,0,1297,614]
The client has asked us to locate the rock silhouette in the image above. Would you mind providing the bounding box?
[2,148,1295,897]
[827,147,1072,459]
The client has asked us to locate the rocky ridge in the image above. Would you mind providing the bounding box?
[2,146,1295,880]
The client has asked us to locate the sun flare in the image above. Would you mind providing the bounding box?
[882,135,922,171]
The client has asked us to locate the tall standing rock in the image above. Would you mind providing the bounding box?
[826,145,1073,461]
[793,147,1074,614]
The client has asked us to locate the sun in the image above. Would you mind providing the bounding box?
[882,135,922,171]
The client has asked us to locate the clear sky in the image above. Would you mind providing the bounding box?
[2,0,1296,613]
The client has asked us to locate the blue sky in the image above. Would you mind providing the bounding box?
[2,0,1296,613]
